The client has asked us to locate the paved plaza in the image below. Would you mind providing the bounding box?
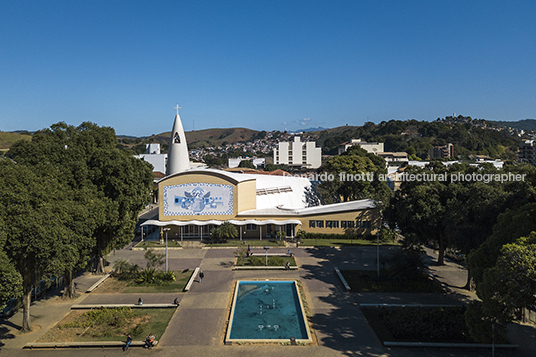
[0,244,533,357]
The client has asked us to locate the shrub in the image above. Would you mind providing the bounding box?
[269,256,284,266]
[465,300,508,344]
[144,249,165,270]
[138,268,157,284]
[249,257,265,266]
[377,306,468,342]
[113,259,140,280]
[161,271,176,282]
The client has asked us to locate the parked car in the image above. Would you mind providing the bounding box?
[0,298,20,318]
[446,249,465,262]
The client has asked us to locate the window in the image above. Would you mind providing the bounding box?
[326,220,340,229]
[347,221,355,228]
[363,221,372,229]
[341,221,347,229]
[246,224,257,231]
[309,220,316,228]
[316,220,324,228]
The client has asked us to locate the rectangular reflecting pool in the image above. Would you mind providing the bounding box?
[226,280,311,343]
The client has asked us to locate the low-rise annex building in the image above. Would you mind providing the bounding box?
[141,108,380,240]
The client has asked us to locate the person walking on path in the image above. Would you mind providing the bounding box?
[199,270,204,283]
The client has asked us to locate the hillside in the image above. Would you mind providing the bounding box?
[0,131,32,152]
[310,117,520,160]
[118,127,261,154]
[489,119,536,132]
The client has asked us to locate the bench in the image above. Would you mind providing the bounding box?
[71,304,177,309]
[24,340,158,349]
[334,267,351,291]
[85,271,114,293]
[234,266,298,270]
[184,267,200,292]
[248,252,293,257]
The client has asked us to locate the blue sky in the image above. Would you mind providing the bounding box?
[1,1,535,136]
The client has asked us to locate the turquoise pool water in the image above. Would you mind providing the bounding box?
[228,281,309,340]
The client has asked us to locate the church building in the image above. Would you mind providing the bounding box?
[141,108,380,241]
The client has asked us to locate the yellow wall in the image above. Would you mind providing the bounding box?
[237,207,380,236]
[236,180,256,212]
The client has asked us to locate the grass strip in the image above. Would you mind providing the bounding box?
[300,239,399,247]
[236,256,296,267]
[122,270,192,293]
[340,270,444,293]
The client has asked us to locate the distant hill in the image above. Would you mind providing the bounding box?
[489,119,536,132]
[291,126,327,133]
[0,131,32,151]
[312,117,520,159]
[118,127,261,154]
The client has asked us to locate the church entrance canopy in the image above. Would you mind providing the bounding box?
[140,219,301,240]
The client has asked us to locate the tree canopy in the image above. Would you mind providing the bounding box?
[1,122,153,331]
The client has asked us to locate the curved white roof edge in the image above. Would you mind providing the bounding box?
[141,218,301,226]
[158,168,256,184]
[141,219,224,226]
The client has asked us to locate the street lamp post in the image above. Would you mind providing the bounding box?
[163,228,171,273]
[376,227,380,278]
[264,246,270,267]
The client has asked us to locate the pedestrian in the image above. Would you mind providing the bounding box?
[285,262,290,270]
[174,297,179,305]
[138,297,143,305]
[144,333,155,349]
[199,270,204,283]
[287,249,293,257]
[123,334,132,351]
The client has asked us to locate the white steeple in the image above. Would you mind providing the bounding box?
[166,105,189,176]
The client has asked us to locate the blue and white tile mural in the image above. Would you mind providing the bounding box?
[163,183,233,216]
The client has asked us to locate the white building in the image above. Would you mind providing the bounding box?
[228,157,266,169]
[135,144,168,174]
[139,108,380,241]
[146,143,161,154]
[273,136,322,169]
[338,139,384,155]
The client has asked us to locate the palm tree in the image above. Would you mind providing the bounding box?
[210,222,238,243]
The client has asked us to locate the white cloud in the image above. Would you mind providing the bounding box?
[300,117,311,126]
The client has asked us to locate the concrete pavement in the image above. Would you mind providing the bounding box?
[0,244,529,357]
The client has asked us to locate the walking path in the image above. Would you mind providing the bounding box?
[0,244,531,357]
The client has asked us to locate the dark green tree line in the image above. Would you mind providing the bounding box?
[2,122,153,331]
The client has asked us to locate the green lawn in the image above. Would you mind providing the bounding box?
[121,270,193,293]
[135,240,182,248]
[54,307,175,342]
[236,256,296,266]
[205,239,285,247]
[340,270,444,293]
[300,238,398,247]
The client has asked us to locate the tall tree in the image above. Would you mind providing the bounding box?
[7,122,153,288]
[472,232,536,333]
[317,146,391,204]
[0,160,67,331]
[391,163,451,265]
